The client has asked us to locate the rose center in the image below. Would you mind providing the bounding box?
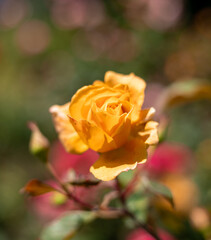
[107,103,124,115]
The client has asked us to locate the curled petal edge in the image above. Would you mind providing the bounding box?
[90,137,147,181]
[138,121,159,145]
[49,103,88,154]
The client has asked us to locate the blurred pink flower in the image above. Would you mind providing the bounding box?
[127,228,175,240]
[15,20,51,55]
[124,0,184,31]
[51,0,105,30]
[0,0,29,29]
[145,143,193,177]
[143,0,184,31]
[50,141,99,179]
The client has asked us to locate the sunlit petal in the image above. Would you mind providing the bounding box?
[105,71,146,123]
[49,103,88,154]
[138,121,159,145]
[90,137,147,181]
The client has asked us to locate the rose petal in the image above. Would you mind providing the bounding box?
[104,71,146,123]
[49,103,88,154]
[68,116,118,153]
[69,84,126,121]
[138,108,156,123]
[138,121,159,145]
[90,137,147,181]
[89,102,131,135]
[90,104,125,134]
[132,108,156,127]
[93,80,106,86]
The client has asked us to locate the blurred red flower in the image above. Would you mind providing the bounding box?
[50,141,98,179]
[127,228,175,240]
[145,142,193,177]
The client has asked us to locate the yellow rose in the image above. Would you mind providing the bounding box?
[50,71,158,181]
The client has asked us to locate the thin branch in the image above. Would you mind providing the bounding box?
[124,209,161,240]
[121,169,141,198]
[46,162,94,210]
[115,177,126,206]
[100,191,119,209]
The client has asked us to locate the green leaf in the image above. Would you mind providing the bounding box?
[127,191,149,224]
[118,170,135,187]
[142,177,174,208]
[40,211,97,240]
[159,80,211,111]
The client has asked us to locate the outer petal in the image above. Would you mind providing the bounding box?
[132,107,156,127]
[104,71,146,123]
[138,121,159,145]
[90,137,147,181]
[49,103,88,154]
[93,80,106,86]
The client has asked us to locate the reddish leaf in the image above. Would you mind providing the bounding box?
[21,179,59,196]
